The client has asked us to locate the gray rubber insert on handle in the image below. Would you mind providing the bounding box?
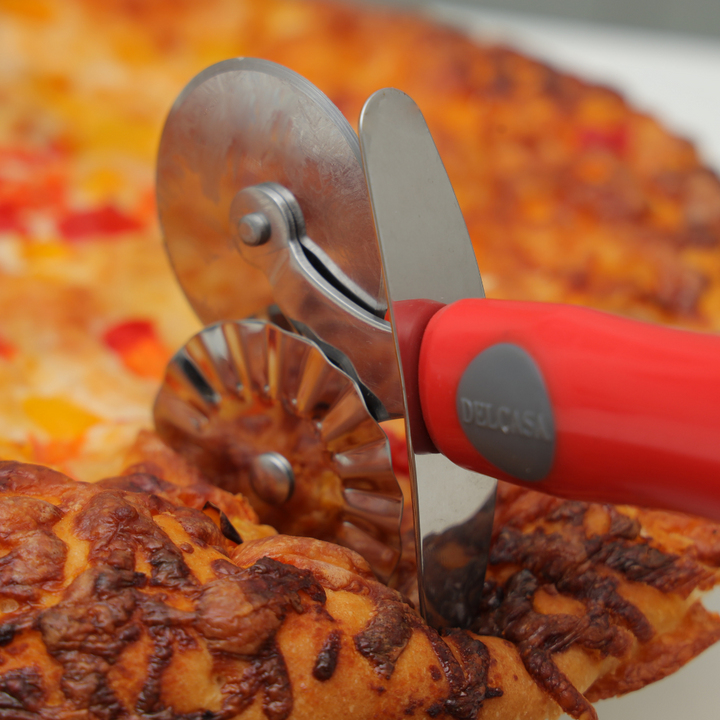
[456,343,555,481]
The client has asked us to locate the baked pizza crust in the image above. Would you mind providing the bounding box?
[1,453,718,720]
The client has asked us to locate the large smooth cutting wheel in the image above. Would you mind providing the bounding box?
[156,58,383,324]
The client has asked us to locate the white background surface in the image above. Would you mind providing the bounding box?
[424,5,720,719]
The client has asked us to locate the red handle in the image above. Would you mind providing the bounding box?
[418,298,720,520]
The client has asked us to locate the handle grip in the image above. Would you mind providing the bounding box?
[419,299,720,520]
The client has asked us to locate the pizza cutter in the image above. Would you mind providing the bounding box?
[155,58,720,631]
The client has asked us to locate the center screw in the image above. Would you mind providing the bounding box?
[249,451,295,505]
[237,212,271,246]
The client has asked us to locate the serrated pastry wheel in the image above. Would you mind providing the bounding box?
[154,319,402,583]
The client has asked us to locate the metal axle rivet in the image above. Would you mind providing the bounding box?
[237,212,271,246]
[249,452,295,505]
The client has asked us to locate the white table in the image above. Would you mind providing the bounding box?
[424,4,720,718]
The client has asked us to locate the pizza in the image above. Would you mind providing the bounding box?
[1,0,720,718]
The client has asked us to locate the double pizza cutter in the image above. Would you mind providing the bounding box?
[155,58,720,632]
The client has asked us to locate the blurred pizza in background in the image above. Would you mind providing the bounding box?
[1,0,719,485]
[3,3,720,718]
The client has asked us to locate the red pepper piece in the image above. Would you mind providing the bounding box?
[0,203,23,233]
[103,320,169,379]
[59,205,143,240]
[103,320,155,352]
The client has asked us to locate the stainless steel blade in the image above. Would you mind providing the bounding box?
[359,88,497,631]
[157,57,384,324]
